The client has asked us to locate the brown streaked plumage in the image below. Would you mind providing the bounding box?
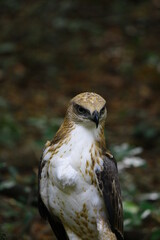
[38,92,123,240]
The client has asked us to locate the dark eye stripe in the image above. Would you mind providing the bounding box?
[73,103,90,116]
[100,104,106,115]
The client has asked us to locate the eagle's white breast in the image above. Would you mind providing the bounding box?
[40,124,105,239]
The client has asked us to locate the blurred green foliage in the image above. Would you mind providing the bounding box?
[28,117,62,147]
[0,114,22,147]
[0,97,22,148]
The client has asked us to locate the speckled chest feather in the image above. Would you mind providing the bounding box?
[40,124,106,240]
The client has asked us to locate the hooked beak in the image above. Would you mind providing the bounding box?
[91,110,99,128]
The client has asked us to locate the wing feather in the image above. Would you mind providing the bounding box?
[38,156,69,240]
[96,152,124,240]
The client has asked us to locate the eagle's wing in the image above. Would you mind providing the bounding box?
[38,155,69,240]
[96,152,124,240]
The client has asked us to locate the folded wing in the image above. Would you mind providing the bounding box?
[96,152,124,240]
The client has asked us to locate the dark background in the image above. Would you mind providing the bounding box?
[0,0,160,239]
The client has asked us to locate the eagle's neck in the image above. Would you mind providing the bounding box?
[45,119,106,187]
[69,120,106,153]
[50,118,106,155]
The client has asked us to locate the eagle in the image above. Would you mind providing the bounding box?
[38,92,123,240]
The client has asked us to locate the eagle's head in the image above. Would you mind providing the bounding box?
[66,92,107,128]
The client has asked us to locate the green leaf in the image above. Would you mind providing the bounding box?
[123,201,139,214]
[151,229,160,240]
[0,180,16,191]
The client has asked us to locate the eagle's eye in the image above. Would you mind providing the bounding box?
[77,106,87,115]
[74,104,90,116]
[100,106,105,116]
[78,106,85,113]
